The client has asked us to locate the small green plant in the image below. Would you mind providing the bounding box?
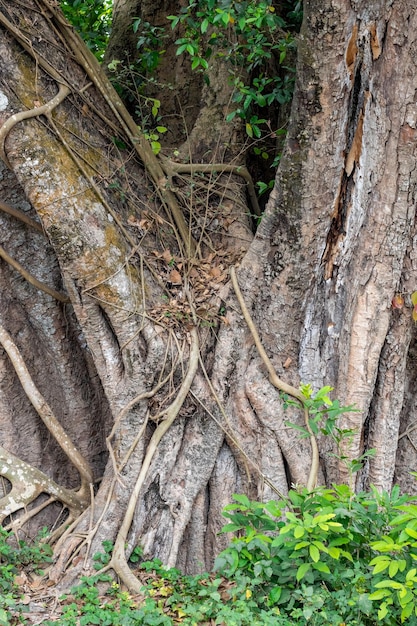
[282,383,375,485]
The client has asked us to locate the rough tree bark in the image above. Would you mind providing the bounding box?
[0,0,417,589]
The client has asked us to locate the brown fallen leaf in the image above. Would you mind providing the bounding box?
[169,269,182,285]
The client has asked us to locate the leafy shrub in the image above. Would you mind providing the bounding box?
[7,487,417,624]
[214,485,417,624]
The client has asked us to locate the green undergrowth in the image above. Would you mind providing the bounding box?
[4,484,417,625]
[0,527,52,626]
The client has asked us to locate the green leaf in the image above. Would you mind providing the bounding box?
[327,546,340,559]
[176,43,188,55]
[406,567,417,581]
[245,123,253,138]
[296,562,311,581]
[294,526,305,539]
[284,421,309,437]
[221,523,243,532]
[167,15,180,28]
[378,602,389,620]
[269,586,282,603]
[372,559,390,575]
[357,593,373,615]
[0,608,9,626]
[375,579,404,590]
[232,494,251,507]
[369,589,390,600]
[401,602,414,621]
[388,560,399,578]
[201,18,209,33]
[312,561,330,574]
[309,544,320,562]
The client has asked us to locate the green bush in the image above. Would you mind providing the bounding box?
[213,485,417,625]
[60,0,112,59]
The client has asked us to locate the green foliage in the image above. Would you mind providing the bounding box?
[215,485,417,624]
[167,0,300,139]
[7,487,417,624]
[60,0,112,60]
[282,384,375,483]
[369,499,417,622]
[106,60,168,155]
[0,527,53,626]
[132,18,166,74]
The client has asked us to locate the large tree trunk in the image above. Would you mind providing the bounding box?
[0,0,416,589]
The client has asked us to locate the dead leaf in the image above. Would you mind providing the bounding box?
[210,266,221,278]
[169,269,182,284]
[162,249,173,264]
[15,573,28,586]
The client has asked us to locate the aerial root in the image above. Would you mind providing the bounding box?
[230,266,319,491]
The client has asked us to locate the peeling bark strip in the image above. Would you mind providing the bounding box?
[322,16,373,280]
[346,22,359,80]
